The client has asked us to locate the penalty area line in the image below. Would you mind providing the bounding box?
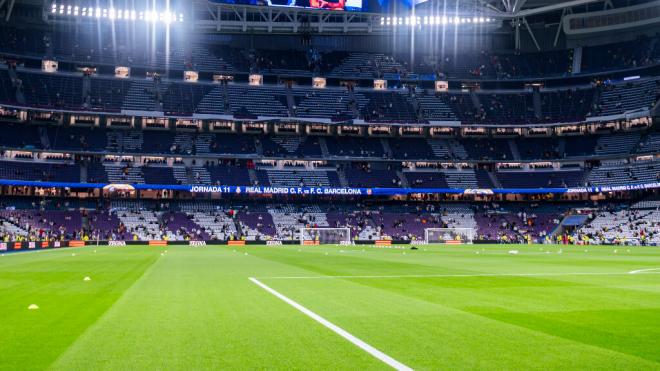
[248,277,413,371]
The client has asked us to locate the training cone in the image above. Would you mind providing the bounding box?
[83,276,91,281]
[28,304,39,310]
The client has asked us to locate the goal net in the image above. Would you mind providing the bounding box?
[425,228,475,244]
[300,227,351,245]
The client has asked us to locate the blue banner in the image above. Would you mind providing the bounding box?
[1,179,659,195]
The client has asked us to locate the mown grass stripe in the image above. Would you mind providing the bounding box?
[249,277,413,371]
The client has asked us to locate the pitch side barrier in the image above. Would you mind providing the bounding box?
[0,240,86,253]
[0,240,507,251]
[0,179,659,195]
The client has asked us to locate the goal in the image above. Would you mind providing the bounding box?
[300,227,351,245]
[425,228,475,245]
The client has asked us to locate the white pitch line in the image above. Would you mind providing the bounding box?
[629,267,660,274]
[0,246,76,257]
[248,277,413,371]
[259,271,660,280]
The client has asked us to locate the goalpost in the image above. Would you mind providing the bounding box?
[300,227,352,245]
[425,228,475,245]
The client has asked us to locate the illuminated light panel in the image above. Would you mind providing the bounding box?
[49,2,184,23]
[379,14,494,28]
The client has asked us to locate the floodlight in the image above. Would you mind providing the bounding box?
[49,2,183,23]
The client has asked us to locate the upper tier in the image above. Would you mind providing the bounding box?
[1,68,657,124]
[1,26,659,81]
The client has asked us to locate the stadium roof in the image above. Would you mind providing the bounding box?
[421,0,655,18]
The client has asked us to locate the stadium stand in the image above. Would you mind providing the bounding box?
[226,85,289,117]
[0,160,80,182]
[291,87,365,119]
[636,131,660,154]
[261,135,323,157]
[586,160,660,186]
[577,208,660,245]
[496,170,585,188]
[581,36,660,73]
[594,78,660,116]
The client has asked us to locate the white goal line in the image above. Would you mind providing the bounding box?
[257,270,660,280]
[249,277,413,371]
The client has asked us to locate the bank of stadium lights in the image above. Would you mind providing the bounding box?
[50,3,183,23]
[379,15,493,27]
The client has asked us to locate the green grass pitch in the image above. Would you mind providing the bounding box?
[1,244,660,370]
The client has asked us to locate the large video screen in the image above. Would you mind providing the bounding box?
[210,0,418,13]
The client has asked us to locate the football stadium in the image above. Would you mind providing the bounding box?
[0,0,659,369]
